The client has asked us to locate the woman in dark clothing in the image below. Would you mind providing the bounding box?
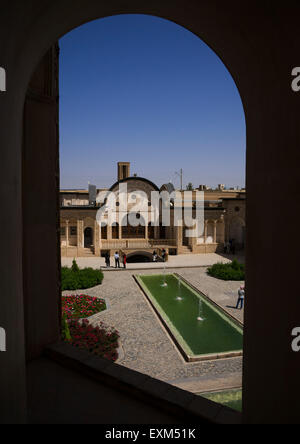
[105,252,110,268]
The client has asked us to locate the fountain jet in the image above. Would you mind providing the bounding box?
[161,261,168,287]
[197,299,204,321]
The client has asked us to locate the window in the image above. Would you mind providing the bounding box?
[61,227,66,236]
[122,225,145,239]
[70,226,77,236]
[101,224,107,240]
[112,223,119,240]
[148,223,155,239]
[160,224,166,239]
[122,214,146,239]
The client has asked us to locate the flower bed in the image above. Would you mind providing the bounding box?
[62,294,106,320]
[63,319,119,362]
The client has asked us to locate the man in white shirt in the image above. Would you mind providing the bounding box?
[236,286,245,310]
[114,252,120,269]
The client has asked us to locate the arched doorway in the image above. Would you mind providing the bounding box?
[84,227,93,248]
[182,226,190,246]
[127,251,153,263]
[229,217,246,250]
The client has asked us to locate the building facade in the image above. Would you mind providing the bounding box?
[60,163,246,259]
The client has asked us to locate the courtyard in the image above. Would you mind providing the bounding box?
[62,258,244,395]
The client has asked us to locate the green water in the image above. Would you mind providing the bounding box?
[201,389,242,412]
[139,274,243,357]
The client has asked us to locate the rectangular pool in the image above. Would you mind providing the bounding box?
[136,274,243,361]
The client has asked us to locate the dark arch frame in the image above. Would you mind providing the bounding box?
[3,0,299,425]
[17,5,251,424]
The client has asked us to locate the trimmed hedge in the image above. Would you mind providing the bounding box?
[61,260,104,291]
[207,259,245,281]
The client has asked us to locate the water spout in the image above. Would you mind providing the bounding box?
[176,279,183,301]
[197,299,204,321]
[161,262,168,287]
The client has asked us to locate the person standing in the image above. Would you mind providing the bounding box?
[123,253,127,269]
[227,242,231,254]
[162,249,166,262]
[153,251,158,262]
[236,286,245,310]
[114,251,120,269]
[105,252,110,268]
[231,239,236,255]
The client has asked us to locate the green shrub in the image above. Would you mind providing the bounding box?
[61,262,104,291]
[207,261,245,281]
[231,259,240,271]
[62,314,72,342]
[71,259,80,273]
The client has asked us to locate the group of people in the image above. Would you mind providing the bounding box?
[104,249,168,268]
[153,249,167,263]
[104,252,127,269]
[224,239,236,255]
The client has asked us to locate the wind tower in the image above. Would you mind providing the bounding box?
[118,162,131,181]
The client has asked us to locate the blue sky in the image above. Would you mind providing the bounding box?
[59,14,246,190]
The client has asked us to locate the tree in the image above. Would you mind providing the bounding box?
[186,183,194,191]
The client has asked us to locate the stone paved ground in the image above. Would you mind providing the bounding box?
[63,267,245,392]
[62,252,245,270]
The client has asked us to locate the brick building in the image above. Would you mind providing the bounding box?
[60,162,246,259]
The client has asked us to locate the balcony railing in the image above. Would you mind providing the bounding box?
[100,239,176,250]
[149,239,176,247]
